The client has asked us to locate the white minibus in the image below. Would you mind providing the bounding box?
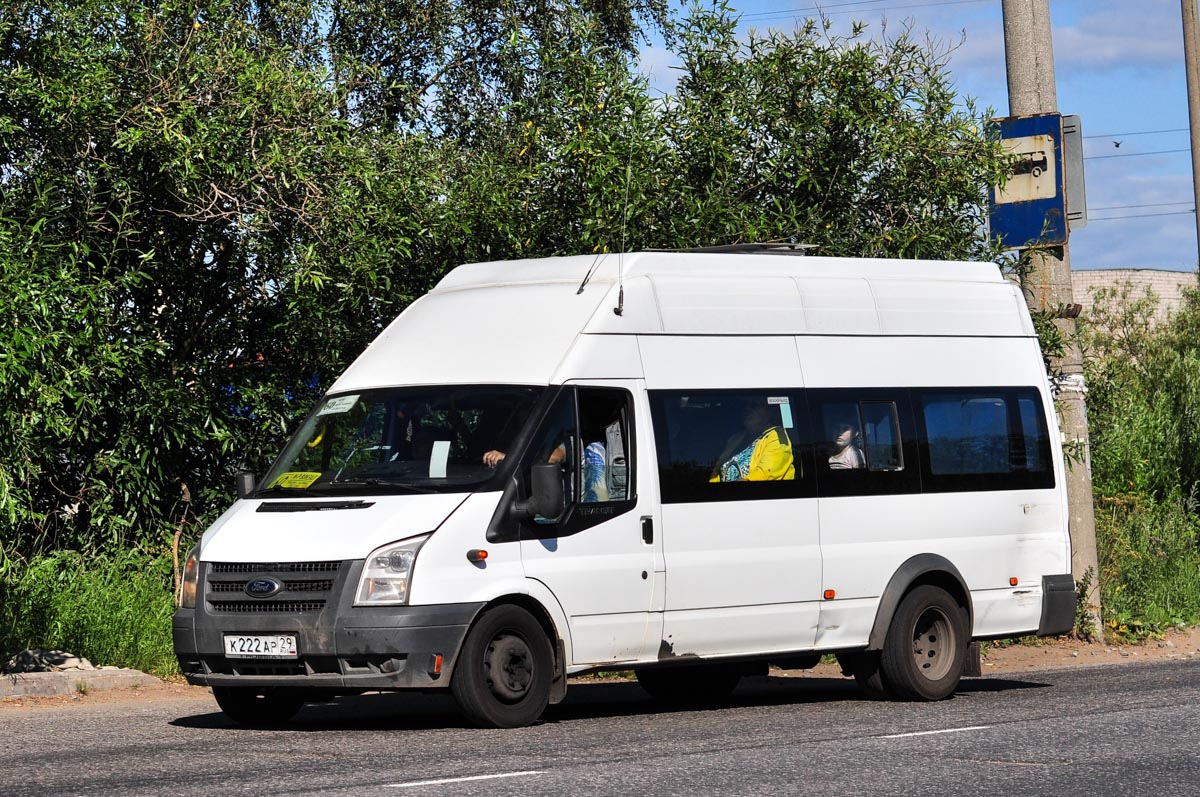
[174,251,1076,728]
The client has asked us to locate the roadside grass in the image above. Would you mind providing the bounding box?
[0,549,178,677]
[1096,494,1200,642]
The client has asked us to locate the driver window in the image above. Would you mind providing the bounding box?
[578,390,631,503]
[525,387,634,516]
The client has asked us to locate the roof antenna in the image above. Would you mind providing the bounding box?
[576,251,603,295]
[614,112,633,317]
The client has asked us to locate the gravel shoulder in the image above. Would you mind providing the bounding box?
[5,626,1199,712]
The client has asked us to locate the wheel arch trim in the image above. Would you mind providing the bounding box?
[867,554,974,651]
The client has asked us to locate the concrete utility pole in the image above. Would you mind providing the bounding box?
[1001,0,1102,637]
[1183,0,1200,258]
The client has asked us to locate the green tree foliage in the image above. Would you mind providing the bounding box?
[1083,281,1200,502]
[656,11,1005,257]
[0,0,1007,567]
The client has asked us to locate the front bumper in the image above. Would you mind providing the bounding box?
[173,559,484,691]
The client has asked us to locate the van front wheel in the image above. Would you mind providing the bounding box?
[451,604,553,728]
[880,585,968,701]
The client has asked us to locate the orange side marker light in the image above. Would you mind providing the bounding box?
[1009,577,1019,586]
[823,589,836,600]
[467,549,488,563]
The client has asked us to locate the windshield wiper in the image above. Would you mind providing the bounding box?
[331,478,439,494]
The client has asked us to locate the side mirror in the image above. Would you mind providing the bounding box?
[235,471,257,499]
[509,462,566,522]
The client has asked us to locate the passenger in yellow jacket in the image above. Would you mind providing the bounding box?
[710,400,796,482]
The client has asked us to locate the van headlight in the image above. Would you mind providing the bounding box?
[355,535,429,606]
[179,544,200,608]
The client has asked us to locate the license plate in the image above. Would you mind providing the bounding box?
[223,634,298,659]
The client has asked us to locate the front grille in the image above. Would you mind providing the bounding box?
[207,579,334,594]
[210,600,326,613]
[205,561,343,614]
[283,579,335,592]
[210,561,342,574]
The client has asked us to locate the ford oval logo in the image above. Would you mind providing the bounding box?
[245,578,282,598]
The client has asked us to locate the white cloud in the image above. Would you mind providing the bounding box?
[1052,0,1181,73]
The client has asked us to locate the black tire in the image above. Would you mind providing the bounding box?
[836,651,888,699]
[212,686,305,726]
[879,585,968,701]
[451,604,553,728]
[635,663,741,706]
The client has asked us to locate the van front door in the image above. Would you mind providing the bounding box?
[518,383,661,665]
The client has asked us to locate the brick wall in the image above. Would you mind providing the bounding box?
[1071,269,1198,325]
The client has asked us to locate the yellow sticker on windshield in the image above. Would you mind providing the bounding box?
[270,471,322,489]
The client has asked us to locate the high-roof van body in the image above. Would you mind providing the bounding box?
[174,252,1075,727]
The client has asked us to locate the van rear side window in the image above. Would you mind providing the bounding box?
[916,388,1054,492]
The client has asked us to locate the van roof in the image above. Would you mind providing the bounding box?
[433,251,1007,291]
[330,252,1034,392]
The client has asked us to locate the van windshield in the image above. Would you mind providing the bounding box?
[257,386,543,496]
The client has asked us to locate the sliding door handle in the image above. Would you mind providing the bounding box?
[641,515,653,544]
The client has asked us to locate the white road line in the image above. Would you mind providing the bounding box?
[386,771,545,789]
[881,725,991,739]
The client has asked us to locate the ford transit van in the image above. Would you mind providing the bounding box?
[173,251,1076,727]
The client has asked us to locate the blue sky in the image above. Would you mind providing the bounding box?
[640,0,1197,271]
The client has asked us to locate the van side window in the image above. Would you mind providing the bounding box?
[916,388,1054,492]
[809,390,919,497]
[817,401,904,473]
[649,390,814,503]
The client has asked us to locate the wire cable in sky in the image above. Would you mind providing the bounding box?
[1083,127,1188,140]
[739,0,891,17]
[1090,201,1193,211]
[1084,148,1191,161]
[738,0,990,22]
[1089,209,1195,221]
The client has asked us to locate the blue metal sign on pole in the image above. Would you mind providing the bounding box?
[988,113,1067,248]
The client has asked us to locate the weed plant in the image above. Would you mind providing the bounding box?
[0,549,177,676]
[1095,495,1200,639]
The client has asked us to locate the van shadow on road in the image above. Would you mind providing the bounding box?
[167,673,1048,733]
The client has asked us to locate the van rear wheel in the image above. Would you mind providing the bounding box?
[879,585,968,701]
[451,604,553,728]
[212,686,305,726]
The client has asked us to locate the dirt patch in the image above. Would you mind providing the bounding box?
[0,678,213,711]
[4,628,1200,711]
[980,625,1200,672]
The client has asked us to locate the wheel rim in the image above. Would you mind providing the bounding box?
[911,606,955,680]
[483,632,534,703]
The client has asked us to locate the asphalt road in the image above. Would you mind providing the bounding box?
[3,661,1199,797]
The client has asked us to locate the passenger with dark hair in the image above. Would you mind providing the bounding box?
[828,423,865,469]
